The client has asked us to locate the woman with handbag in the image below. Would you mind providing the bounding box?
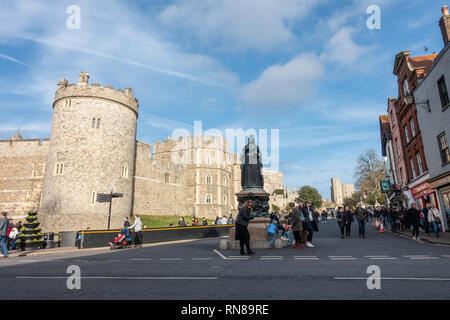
[428,204,442,238]
[235,200,255,255]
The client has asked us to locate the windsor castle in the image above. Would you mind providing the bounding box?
[0,72,297,232]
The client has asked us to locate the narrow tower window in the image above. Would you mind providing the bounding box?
[96,119,101,129]
[91,118,96,128]
[205,193,212,204]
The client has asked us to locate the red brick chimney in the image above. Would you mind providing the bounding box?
[439,5,450,46]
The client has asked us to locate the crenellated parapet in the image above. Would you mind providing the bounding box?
[153,134,229,155]
[54,71,139,116]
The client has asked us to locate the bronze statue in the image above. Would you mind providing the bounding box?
[240,135,264,190]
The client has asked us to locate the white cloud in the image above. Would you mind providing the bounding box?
[321,27,370,65]
[159,0,325,51]
[241,53,325,108]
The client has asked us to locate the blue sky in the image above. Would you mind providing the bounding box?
[0,0,447,198]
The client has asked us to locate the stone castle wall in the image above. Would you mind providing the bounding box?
[0,139,49,221]
[0,72,290,231]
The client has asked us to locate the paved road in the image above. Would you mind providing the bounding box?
[1,220,450,300]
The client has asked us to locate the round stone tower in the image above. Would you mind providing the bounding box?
[39,72,139,232]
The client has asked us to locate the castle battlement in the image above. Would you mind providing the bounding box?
[54,72,139,116]
[153,134,229,155]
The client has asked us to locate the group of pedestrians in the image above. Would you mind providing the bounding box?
[0,212,23,258]
[176,215,234,227]
[234,200,320,255]
[335,204,368,239]
[383,203,443,239]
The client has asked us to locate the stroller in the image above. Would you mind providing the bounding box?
[109,227,131,249]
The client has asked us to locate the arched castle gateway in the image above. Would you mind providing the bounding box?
[0,72,294,232]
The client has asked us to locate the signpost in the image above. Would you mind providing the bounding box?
[97,191,123,230]
[380,181,391,194]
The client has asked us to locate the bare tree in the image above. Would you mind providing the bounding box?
[354,149,385,203]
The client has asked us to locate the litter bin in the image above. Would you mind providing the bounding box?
[43,232,55,249]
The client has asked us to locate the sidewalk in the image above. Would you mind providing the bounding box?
[378,221,450,245]
[4,236,228,258]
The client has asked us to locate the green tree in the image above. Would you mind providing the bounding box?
[271,204,280,212]
[343,191,362,208]
[295,186,323,209]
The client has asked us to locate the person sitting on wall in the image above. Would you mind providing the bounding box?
[202,218,208,226]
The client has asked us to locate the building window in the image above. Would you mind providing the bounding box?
[206,175,212,184]
[164,173,170,183]
[205,193,212,204]
[390,111,395,127]
[55,162,64,175]
[410,158,416,179]
[32,171,37,177]
[400,167,404,185]
[438,76,450,109]
[395,138,400,156]
[91,118,96,128]
[403,78,410,96]
[96,119,101,129]
[91,192,96,205]
[404,126,410,143]
[122,166,128,178]
[223,195,227,205]
[410,118,416,137]
[416,153,423,175]
[438,132,450,165]
[26,190,31,198]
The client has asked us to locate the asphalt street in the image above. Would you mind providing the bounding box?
[1,219,450,300]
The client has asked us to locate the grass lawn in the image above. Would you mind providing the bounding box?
[133,215,216,228]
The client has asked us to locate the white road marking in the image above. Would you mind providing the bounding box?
[261,256,283,258]
[335,277,450,281]
[192,258,214,260]
[294,256,318,258]
[294,257,319,260]
[260,257,283,260]
[409,257,439,260]
[441,255,450,258]
[16,276,218,280]
[160,258,182,261]
[213,250,250,260]
[364,255,391,258]
[330,257,357,260]
[130,258,152,261]
[369,257,397,260]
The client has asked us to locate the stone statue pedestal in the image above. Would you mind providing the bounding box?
[235,189,270,218]
[229,217,272,241]
[226,218,288,249]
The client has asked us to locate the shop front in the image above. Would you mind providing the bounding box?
[410,181,439,210]
[429,172,450,232]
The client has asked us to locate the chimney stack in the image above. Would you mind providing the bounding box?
[439,5,450,46]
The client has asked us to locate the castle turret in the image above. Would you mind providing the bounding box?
[39,72,139,231]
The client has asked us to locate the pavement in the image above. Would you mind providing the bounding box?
[1,220,450,300]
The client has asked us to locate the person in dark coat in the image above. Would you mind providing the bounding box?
[406,203,421,240]
[389,207,397,233]
[0,212,8,258]
[335,207,345,239]
[285,203,303,248]
[343,206,353,238]
[421,204,430,233]
[235,200,255,256]
[301,201,317,247]
[355,203,368,238]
